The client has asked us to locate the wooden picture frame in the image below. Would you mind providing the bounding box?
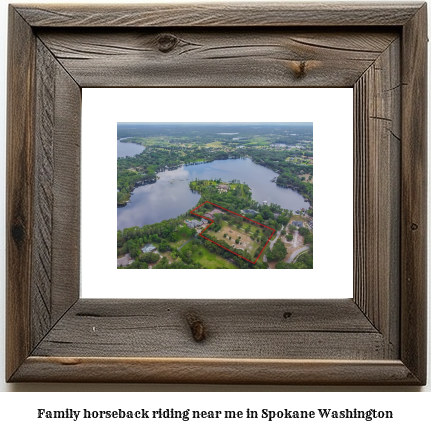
[6,2,427,384]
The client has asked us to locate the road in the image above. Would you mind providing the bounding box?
[263,225,283,263]
[286,245,310,263]
[178,236,197,250]
[292,229,299,247]
[177,233,202,252]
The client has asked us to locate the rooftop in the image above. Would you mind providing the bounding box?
[141,243,157,253]
[185,219,203,228]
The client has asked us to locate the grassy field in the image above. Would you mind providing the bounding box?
[181,242,237,269]
[208,216,271,259]
[205,141,223,148]
[301,174,313,183]
[168,238,189,249]
[290,214,307,223]
[159,251,177,263]
[231,183,248,198]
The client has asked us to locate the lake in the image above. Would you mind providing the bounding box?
[117,158,310,230]
[117,139,145,158]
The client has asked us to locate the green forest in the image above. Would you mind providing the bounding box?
[117,179,313,269]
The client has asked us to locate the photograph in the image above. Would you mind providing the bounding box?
[2,0,428,393]
[116,122,313,269]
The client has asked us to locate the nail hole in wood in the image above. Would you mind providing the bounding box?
[411,223,418,230]
[283,312,292,319]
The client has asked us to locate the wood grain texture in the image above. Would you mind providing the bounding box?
[37,29,398,88]
[353,38,401,359]
[6,8,36,381]
[15,2,422,27]
[50,52,81,324]
[32,299,384,360]
[12,357,420,385]
[32,40,56,347]
[31,39,81,348]
[400,3,428,384]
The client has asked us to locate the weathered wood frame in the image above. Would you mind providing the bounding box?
[6,2,427,384]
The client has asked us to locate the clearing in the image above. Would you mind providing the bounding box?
[211,221,262,257]
[181,242,237,269]
[205,141,223,148]
[191,201,274,264]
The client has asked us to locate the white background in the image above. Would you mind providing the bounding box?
[82,88,353,299]
[0,0,430,422]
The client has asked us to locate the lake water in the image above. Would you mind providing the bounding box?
[117,158,310,230]
[117,139,145,158]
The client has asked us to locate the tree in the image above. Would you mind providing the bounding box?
[127,260,149,269]
[150,233,161,243]
[158,241,170,253]
[303,231,313,245]
[288,224,297,233]
[154,257,169,269]
[261,208,274,220]
[286,233,294,241]
[139,252,160,263]
[169,231,180,242]
[298,227,309,237]
[266,239,287,262]
[178,226,193,239]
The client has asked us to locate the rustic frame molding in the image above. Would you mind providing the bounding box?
[6,2,427,384]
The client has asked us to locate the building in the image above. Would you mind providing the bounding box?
[292,221,303,228]
[117,253,134,267]
[141,243,157,253]
[217,184,229,193]
[185,219,203,229]
[241,209,258,216]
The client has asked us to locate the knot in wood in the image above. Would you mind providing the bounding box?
[11,222,25,245]
[157,34,178,53]
[295,61,307,79]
